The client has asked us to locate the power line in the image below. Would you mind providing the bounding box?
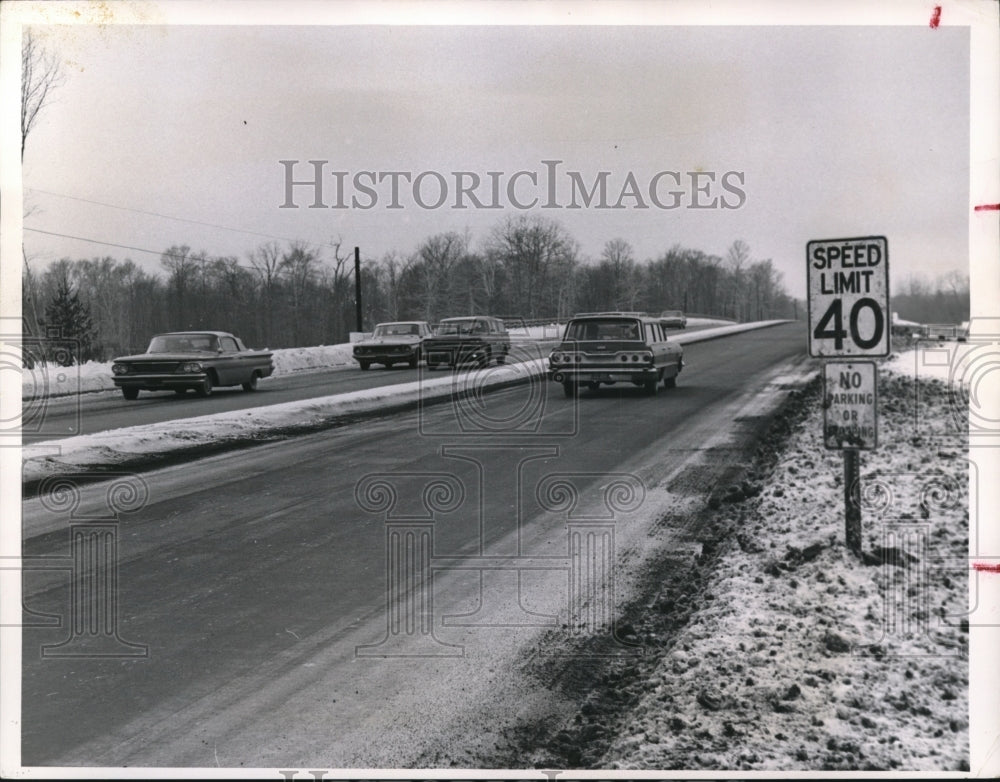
[23,226,366,270]
[25,187,346,250]
[25,226,189,261]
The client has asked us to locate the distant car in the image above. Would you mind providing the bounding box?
[549,312,683,397]
[926,324,959,341]
[659,310,687,329]
[422,316,511,369]
[111,331,274,400]
[352,321,433,370]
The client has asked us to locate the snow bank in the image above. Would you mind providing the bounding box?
[21,359,545,486]
[884,344,976,387]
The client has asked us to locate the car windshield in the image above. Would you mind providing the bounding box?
[435,320,480,335]
[564,319,642,341]
[148,334,219,353]
[374,324,419,337]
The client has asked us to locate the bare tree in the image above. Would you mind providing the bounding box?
[725,239,752,319]
[21,30,65,349]
[485,216,578,318]
[377,251,414,321]
[160,245,197,327]
[21,29,65,161]
[248,241,284,344]
[281,241,319,346]
[601,238,641,310]
[319,237,355,341]
[415,232,466,322]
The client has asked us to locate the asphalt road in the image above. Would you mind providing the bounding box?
[21,322,811,768]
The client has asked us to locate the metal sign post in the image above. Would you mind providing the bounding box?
[843,449,862,555]
[354,246,363,332]
[808,237,889,557]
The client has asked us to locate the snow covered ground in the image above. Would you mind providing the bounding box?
[591,353,976,772]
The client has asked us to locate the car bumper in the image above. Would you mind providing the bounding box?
[547,367,657,383]
[113,373,207,390]
[425,347,489,364]
[353,350,417,362]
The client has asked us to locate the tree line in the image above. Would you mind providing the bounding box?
[892,271,969,326]
[23,215,800,364]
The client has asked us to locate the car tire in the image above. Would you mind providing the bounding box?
[644,375,660,396]
[122,387,139,400]
[196,375,213,397]
[408,355,418,368]
[562,380,577,398]
[242,373,259,392]
[359,361,371,371]
[384,362,394,369]
[664,359,681,388]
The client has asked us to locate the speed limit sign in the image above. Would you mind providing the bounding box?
[807,236,889,357]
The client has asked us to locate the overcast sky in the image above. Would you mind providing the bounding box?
[16,10,974,300]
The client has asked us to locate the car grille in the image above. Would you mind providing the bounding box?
[129,361,182,373]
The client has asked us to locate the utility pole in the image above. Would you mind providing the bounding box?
[355,246,362,332]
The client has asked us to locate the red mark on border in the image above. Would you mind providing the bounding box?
[930,6,942,28]
[973,562,1000,574]
[974,204,1000,212]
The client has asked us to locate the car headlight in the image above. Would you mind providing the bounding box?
[179,362,203,373]
[112,363,128,375]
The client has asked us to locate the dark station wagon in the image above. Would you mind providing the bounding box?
[422,316,511,369]
[548,312,684,397]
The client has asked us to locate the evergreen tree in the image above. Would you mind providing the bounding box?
[43,278,97,365]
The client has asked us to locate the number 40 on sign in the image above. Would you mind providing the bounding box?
[807,236,889,358]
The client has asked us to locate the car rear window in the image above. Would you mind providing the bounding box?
[564,319,642,341]
[435,320,476,335]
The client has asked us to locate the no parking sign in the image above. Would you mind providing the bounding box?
[823,362,877,450]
